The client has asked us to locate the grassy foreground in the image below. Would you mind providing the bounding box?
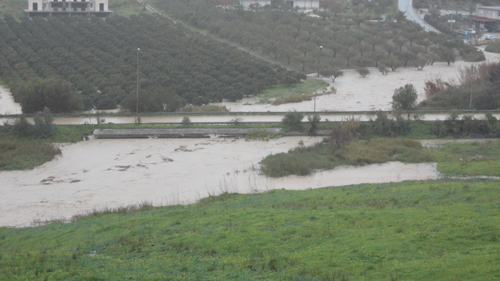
[1,180,499,280]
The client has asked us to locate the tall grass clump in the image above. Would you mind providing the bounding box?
[282,111,304,131]
[176,105,229,112]
[245,129,270,141]
[0,139,61,170]
[260,138,432,177]
[272,94,312,105]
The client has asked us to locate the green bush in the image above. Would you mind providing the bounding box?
[370,111,412,137]
[307,114,321,135]
[356,67,370,77]
[460,47,486,62]
[181,116,192,126]
[33,107,55,138]
[12,116,33,137]
[245,129,270,141]
[282,111,304,131]
[485,41,500,53]
[431,113,497,137]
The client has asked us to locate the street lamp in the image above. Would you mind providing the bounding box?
[315,46,323,112]
[316,45,323,78]
[470,63,476,110]
[136,47,140,114]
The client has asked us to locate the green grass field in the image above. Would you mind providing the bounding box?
[1,180,499,280]
[257,79,329,104]
[434,140,500,177]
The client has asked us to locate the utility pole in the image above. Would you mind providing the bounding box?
[136,47,140,114]
[315,46,322,112]
[316,45,323,78]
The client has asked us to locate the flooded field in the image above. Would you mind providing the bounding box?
[0,137,439,227]
[0,85,22,115]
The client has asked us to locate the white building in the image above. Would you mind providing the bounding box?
[290,0,319,9]
[240,0,272,8]
[26,0,113,17]
[240,0,319,9]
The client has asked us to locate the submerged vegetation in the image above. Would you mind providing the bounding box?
[1,180,499,279]
[260,138,433,177]
[0,138,60,170]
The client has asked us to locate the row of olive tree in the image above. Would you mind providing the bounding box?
[0,14,304,113]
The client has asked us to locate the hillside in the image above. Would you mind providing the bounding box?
[0,13,303,112]
[1,180,499,280]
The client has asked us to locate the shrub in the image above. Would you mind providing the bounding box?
[282,111,304,131]
[13,116,33,137]
[431,120,447,137]
[371,111,394,137]
[307,114,321,135]
[393,84,418,116]
[431,113,497,137]
[485,41,500,54]
[181,116,192,126]
[329,125,353,148]
[33,107,54,139]
[356,67,370,77]
[370,111,412,137]
[245,129,270,141]
[461,47,486,62]
[378,67,389,75]
[272,94,312,106]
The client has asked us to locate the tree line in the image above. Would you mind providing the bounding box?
[152,0,482,76]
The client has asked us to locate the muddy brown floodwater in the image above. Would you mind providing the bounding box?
[0,137,440,227]
[0,85,22,115]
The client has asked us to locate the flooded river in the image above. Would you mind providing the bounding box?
[0,137,440,227]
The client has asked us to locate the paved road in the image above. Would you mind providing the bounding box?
[398,0,440,33]
[2,113,500,125]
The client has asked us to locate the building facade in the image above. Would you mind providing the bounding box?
[473,5,500,31]
[26,0,113,17]
[476,5,500,20]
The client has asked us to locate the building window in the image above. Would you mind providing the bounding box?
[33,3,38,10]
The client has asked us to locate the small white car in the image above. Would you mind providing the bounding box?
[485,35,496,40]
